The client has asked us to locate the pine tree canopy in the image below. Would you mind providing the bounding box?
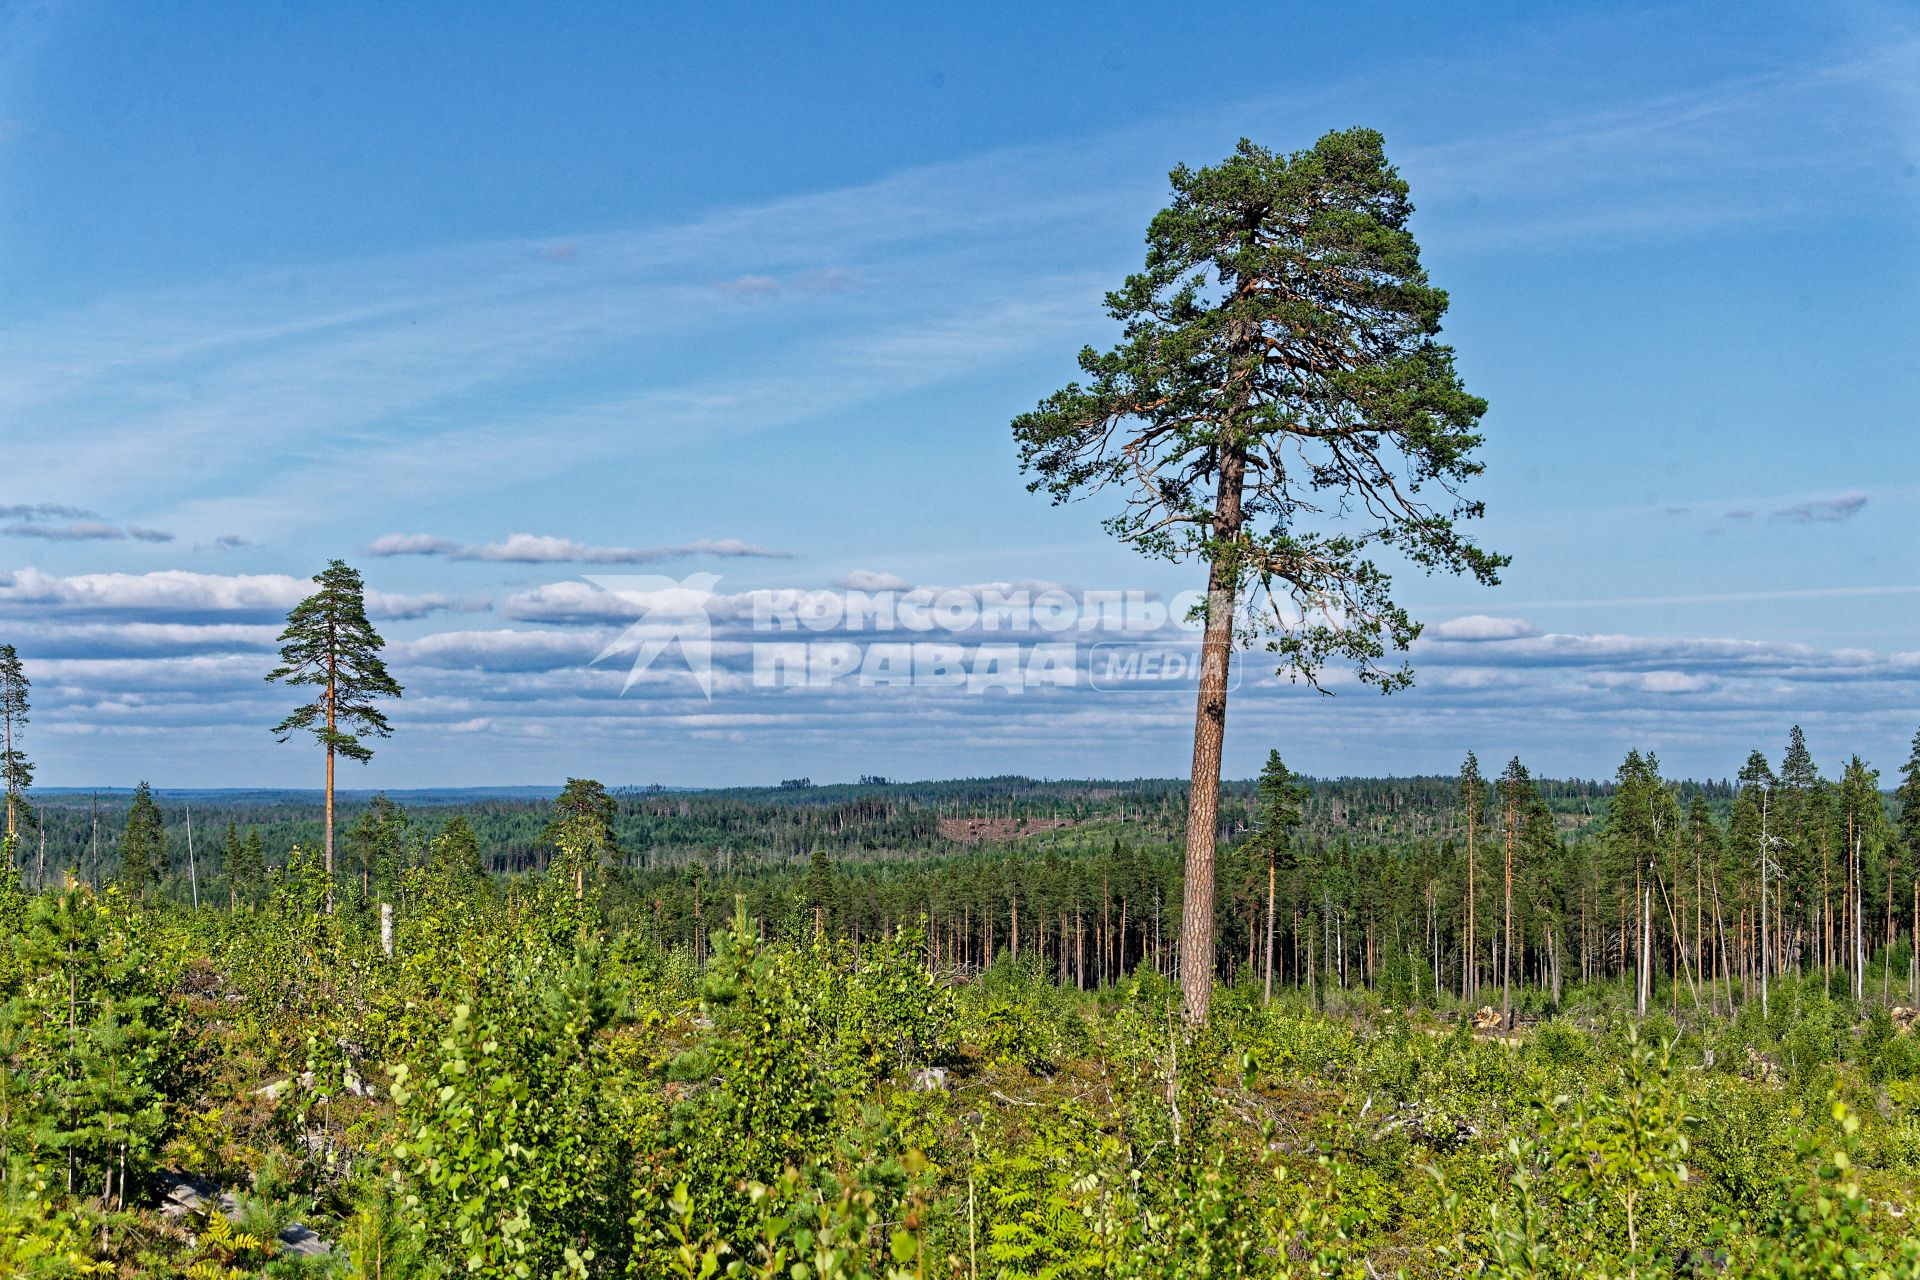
[1012,129,1505,689]
[542,778,619,855]
[266,560,403,764]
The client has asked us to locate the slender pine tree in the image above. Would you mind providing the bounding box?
[0,645,31,841]
[267,560,403,913]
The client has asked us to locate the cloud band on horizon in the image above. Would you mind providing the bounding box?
[365,532,793,565]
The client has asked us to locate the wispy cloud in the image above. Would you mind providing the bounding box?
[0,118,1130,536]
[1769,490,1869,523]
[1721,489,1869,524]
[2,29,1905,551]
[0,503,99,520]
[365,532,792,564]
[714,268,859,303]
[2,520,173,543]
[1402,37,1920,249]
[0,502,173,543]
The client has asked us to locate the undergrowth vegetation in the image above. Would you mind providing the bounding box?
[2,843,1919,1278]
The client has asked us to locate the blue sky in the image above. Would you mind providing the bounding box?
[1,0,1916,788]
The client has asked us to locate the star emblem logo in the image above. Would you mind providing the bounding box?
[587,573,721,699]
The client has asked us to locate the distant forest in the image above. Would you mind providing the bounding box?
[19,748,1909,1018]
[23,770,1734,885]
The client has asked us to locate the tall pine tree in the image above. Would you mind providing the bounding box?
[267,560,403,913]
[0,645,30,840]
[542,778,619,901]
[1012,131,1503,1021]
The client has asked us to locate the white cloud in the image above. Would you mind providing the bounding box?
[0,620,279,658]
[398,629,600,671]
[1589,670,1719,695]
[1425,614,1539,642]
[0,567,474,622]
[364,533,460,557]
[834,569,912,591]
[367,532,791,564]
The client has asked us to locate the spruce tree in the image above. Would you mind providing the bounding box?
[1898,728,1920,990]
[1777,725,1824,953]
[1460,752,1486,1001]
[1521,788,1563,1003]
[806,846,835,937]
[430,815,485,885]
[1836,755,1884,1000]
[267,560,403,913]
[1900,728,1920,867]
[118,782,167,899]
[1252,751,1307,1003]
[1499,757,1533,1025]
[225,829,266,908]
[0,644,30,840]
[1738,750,1779,1014]
[221,822,243,910]
[18,883,169,1203]
[346,793,410,897]
[1013,131,1503,1021]
[1685,795,1723,1007]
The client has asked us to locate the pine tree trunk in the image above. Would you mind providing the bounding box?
[1178,443,1244,1023]
[1465,814,1476,1001]
[1010,883,1019,962]
[324,633,336,914]
[1502,807,1514,1026]
[4,707,13,840]
[1264,849,1276,1004]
